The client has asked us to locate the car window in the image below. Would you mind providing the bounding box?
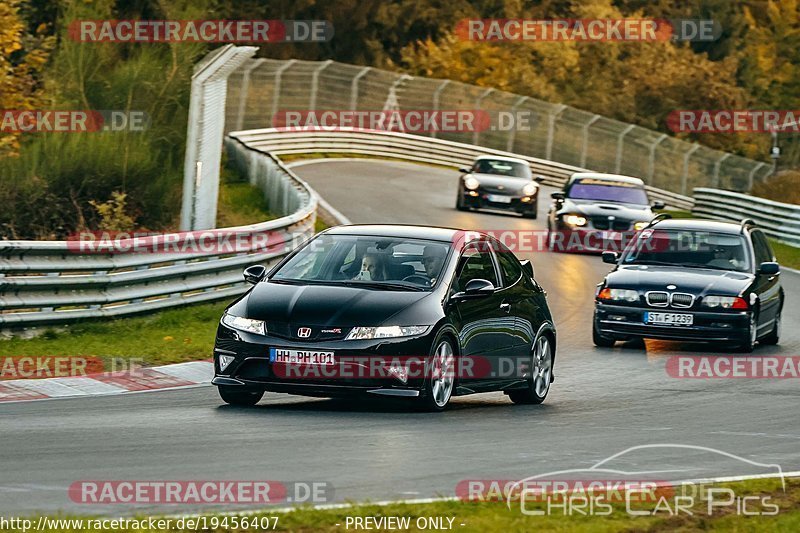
[622,229,751,272]
[751,230,774,265]
[453,242,498,292]
[471,159,531,179]
[494,240,523,287]
[566,178,648,205]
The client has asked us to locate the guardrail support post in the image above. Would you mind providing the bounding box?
[270,60,297,123]
[580,114,601,168]
[748,162,767,191]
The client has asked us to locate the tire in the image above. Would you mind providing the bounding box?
[522,210,537,219]
[761,309,781,346]
[456,194,468,211]
[218,386,264,406]
[509,334,554,405]
[547,222,557,252]
[417,335,456,412]
[734,313,758,353]
[593,322,616,348]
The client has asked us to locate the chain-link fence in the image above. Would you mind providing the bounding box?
[224,58,771,196]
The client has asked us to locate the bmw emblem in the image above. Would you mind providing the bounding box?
[667,284,677,290]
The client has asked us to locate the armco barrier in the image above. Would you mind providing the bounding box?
[0,151,316,328]
[693,188,800,247]
[229,128,695,210]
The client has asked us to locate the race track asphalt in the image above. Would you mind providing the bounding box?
[1,159,798,516]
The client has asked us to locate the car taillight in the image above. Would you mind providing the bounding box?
[731,297,749,309]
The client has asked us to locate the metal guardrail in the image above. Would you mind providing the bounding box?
[693,188,800,247]
[0,150,317,328]
[229,128,695,210]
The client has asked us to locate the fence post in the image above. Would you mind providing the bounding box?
[580,114,601,168]
[681,144,700,196]
[713,153,731,189]
[648,134,668,183]
[270,60,297,123]
[748,162,767,191]
[309,60,333,111]
[234,58,264,132]
[507,96,528,152]
[430,80,450,139]
[350,66,371,111]
[473,88,494,145]
[545,105,566,161]
[615,124,635,174]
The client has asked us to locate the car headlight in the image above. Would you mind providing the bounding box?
[633,221,649,231]
[597,288,639,302]
[702,296,748,309]
[522,182,538,196]
[464,176,480,190]
[345,325,430,340]
[563,214,587,227]
[221,313,267,335]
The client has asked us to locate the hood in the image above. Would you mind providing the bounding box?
[231,281,430,328]
[562,199,653,220]
[471,173,532,193]
[606,265,754,297]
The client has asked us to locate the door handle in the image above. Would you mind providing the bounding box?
[500,302,511,313]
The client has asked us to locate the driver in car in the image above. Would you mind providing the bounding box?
[421,245,446,284]
[707,246,744,270]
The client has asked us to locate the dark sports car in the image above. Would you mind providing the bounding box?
[546,173,664,252]
[594,218,783,352]
[212,225,557,410]
[456,156,541,218]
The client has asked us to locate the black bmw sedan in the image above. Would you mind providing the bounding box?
[546,173,664,252]
[593,218,783,352]
[456,156,541,218]
[212,225,556,411]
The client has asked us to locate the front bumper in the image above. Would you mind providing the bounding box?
[594,302,751,342]
[550,225,637,253]
[212,324,436,397]
[462,190,536,213]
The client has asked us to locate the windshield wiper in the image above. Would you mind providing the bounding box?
[337,280,426,291]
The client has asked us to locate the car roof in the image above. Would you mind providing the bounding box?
[474,154,530,166]
[650,218,750,234]
[324,224,468,242]
[569,172,645,186]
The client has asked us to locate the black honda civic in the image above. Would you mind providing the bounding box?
[212,225,556,410]
[594,218,783,352]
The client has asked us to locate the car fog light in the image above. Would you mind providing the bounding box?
[387,365,409,384]
[219,354,235,372]
[468,191,479,197]
[521,196,531,202]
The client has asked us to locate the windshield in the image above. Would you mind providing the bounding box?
[271,234,451,290]
[567,179,649,204]
[621,230,751,272]
[472,159,531,178]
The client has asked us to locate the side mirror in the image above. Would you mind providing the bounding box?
[534,176,545,183]
[551,191,565,200]
[758,262,780,276]
[243,264,267,284]
[602,251,619,264]
[520,259,534,279]
[652,200,666,210]
[459,168,471,174]
[452,278,495,300]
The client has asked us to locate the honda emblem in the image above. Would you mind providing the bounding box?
[297,327,312,338]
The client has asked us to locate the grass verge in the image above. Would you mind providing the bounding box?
[4,478,798,532]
